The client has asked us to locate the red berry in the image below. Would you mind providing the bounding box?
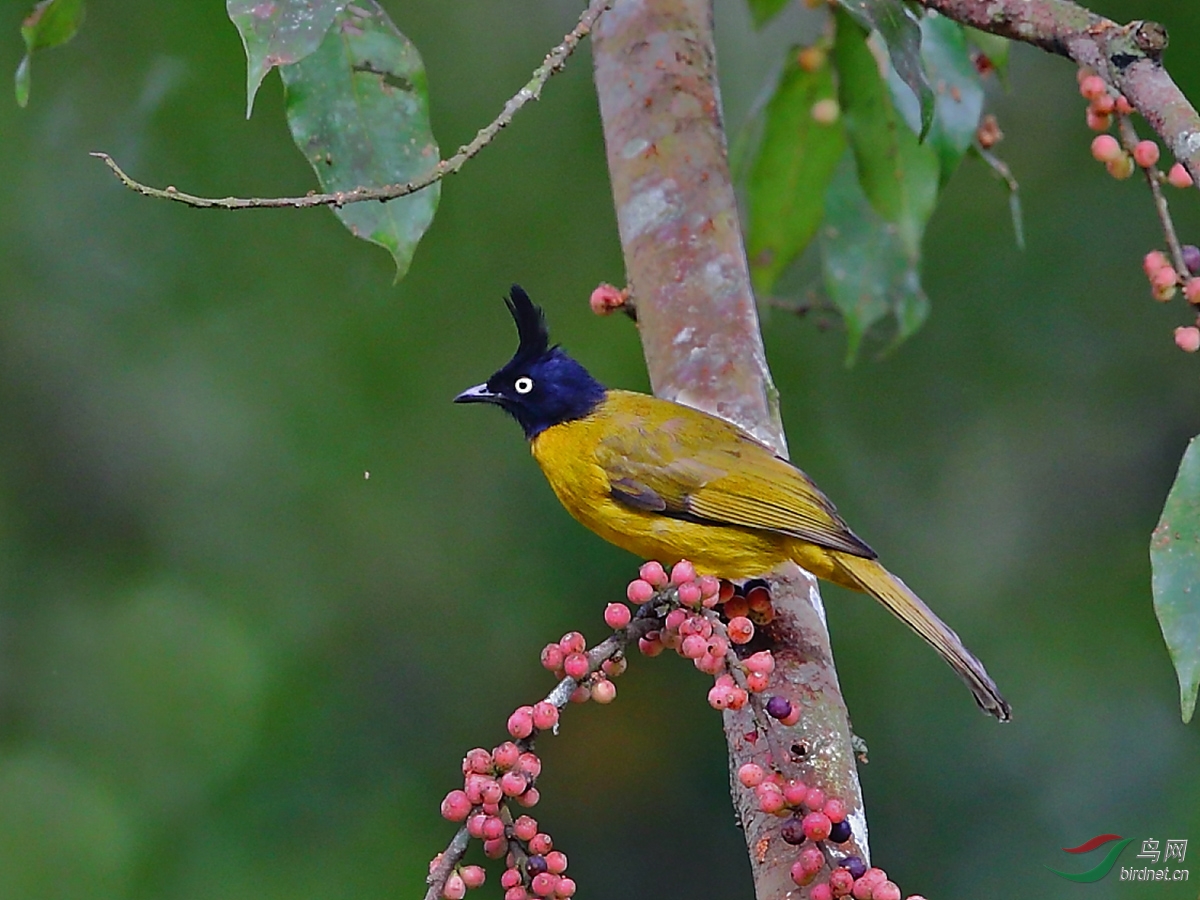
[1090,134,1121,163]
[513,815,539,841]
[465,747,492,775]
[500,770,529,797]
[501,867,522,889]
[1115,94,1134,115]
[563,652,589,680]
[492,741,520,771]
[1133,140,1160,168]
[482,815,506,841]
[626,579,654,604]
[783,779,808,805]
[802,811,833,841]
[799,845,825,875]
[443,872,467,900]
[507,707,535,740]
[531,873,559,898]
[851,879,874,900]
[707,682,733,710]
[1168,162,1194,188]
[727,616,755,644]
[790,859,814,887]
[722,594,750,619]
[1175,326,1200,352]
[555,877,577,898]
[441,789,472,821]
[591,678,617,703]
[1186,280,1200,304]
[558,632,586,655]
[804,787,826,811]
[529,833,553,855]
[545,850,568,874]
[830,868,855,896]
[467,813,487,838]
[589,283,626,316]
[517,752,541,778]
[738,763,765,787]
[532,701,559,731]
[755,783,786,814]
[460,865,485,889]
[872,882,901,900]
[745,672,768,692]
[780,704,802,726]
[811,884,833,900]
[483,838,507,859]
[823,798,847,823]
[605,602,632,628]
[1090,93,1115,115]
[504,887,529,900]
[516,786,540,808]
[727,687,749,710]
[540,643,564,672]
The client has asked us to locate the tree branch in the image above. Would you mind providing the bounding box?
[90,0,613,210]
[919,0,1200,182]
[592,2,868,896]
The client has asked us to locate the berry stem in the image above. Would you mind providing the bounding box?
[1117,113,1191,281]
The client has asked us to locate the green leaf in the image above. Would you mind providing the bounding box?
[280,1,440,279]
[907,15,984,185]
[833,8,939,261]
[227,0,347,118]
[834,0,934,137]
[747,0,791,28]
[14,0,85,108]
[747,50,846,295]
[820,157,928,364]
[1150,437,1200,724]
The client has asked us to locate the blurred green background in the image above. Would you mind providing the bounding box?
[2,1,1199,898]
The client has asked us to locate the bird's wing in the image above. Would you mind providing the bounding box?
[595,410,875,558]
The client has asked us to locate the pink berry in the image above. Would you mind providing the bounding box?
[851,879,875,900]
[1086,108,1112,132]
[467,813,487,839]
[802,811,833,841]
[483,838,507,860]
[563,652,589,680]
[698,575,721,600]
[513,815,538,841]
[1116,94,1134,114]
[670,560,696,584]
[1175,326,1200,352]
[757,786,787,814]
[1090,134,1121,163]
[738,763,765,787]
[1186,280,1200,304]
[638,560,669,587]
[569,685,590,703]
[481,815,505,841]
[531,873,558,897]
[529,833,553,855]
[1090,93,1115,115]
[1079,74,1106,100]
[493,741,520,771]
[695,652,724,675]
[706,635,729,657]
[727,687,749,710]
[604,602,632,629]
[532,701,559,731]
[872,882,901,900]
[1144,249,1169,279]
[811,884,833,900]
[707,683,732,710]
[783,779,808,805]
[465,748,493,775]
[545,850,568,874]
[516,786,540,808]
[540,643,564,672]
[443,872,467,900]
[664,608,688,631]
[591,678,617,703]
[1168,162,1194,188]
[830,868,855,895]
[441,789,472,822]
[745,650,775,675]
[517,752,541,778]
[480,778,503,805]
[723,594,749,619]
[500,770,529,797]
[1133,140,1160,168]
[501,868,523,889]
[504,888,529,900]
[507,707,534,740]
[727,616,755,644]
[555,877,577,898]
[746,672,769,693]
[589,283,626,316]
[681,633,707,659]
[804,787,826,811]
[639,635,664,656]
[461,866,486,889]
[800,845,824,874]
[1153,266,1179,290]
[790,859,814,887]
[781,704,802,726]
[626,579,654,604]
[677,582,702,607]
[860,868,888,890]
[823,798,847,823]
[481,801,500,817]
[558,632,586,655]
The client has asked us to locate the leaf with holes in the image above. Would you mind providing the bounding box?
[1151,437,1200,724]
[834,0,934,137]
[886,15,984,186]
[15,0,85,107]
[820,157,928,364]
[747,50,845,295]
[281,1,440,279]
[833,8,939,261]
[227,0,347,117]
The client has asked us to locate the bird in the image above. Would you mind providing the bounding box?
[455,286,1010,721]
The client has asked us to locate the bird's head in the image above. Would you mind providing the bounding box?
[455,286,607,439]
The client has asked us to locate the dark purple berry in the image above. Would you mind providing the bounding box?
[840,855,866,879]
[1184,244,1200,276]
[765,695,792,719]
[780,815,807,845]
[829,819,852,843]
[527,855,548,876]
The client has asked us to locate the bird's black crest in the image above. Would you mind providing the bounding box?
[504,285,550,368]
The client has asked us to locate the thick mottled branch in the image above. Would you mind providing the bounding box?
[92,0,612,210]
[592,2,869,897]
[919,0,1200,181]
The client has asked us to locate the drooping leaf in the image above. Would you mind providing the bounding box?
[1150,437,1200,724]
[834,0,933,137]
[833,8,939,261]
[747,0,791,28]
[820,157,928,364]
[227,0,347,118]
[281,1,440,279]
[747,49,846,295]
[14,0,85,108]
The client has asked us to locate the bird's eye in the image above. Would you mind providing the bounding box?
[514,376,534,395]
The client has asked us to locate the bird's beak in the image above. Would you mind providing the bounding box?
[454,383,501,404]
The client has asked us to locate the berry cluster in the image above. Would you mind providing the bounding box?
[539,631,621,704]
[1144,249,1200,352]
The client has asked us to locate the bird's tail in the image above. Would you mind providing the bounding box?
[833,555,1011,721]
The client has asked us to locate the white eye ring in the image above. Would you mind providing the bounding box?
[514,376,534,395]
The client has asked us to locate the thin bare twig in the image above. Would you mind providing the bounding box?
[1115,113,1189,277]
[91,0,613,210]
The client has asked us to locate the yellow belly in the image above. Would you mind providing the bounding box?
[529,416,841,582]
